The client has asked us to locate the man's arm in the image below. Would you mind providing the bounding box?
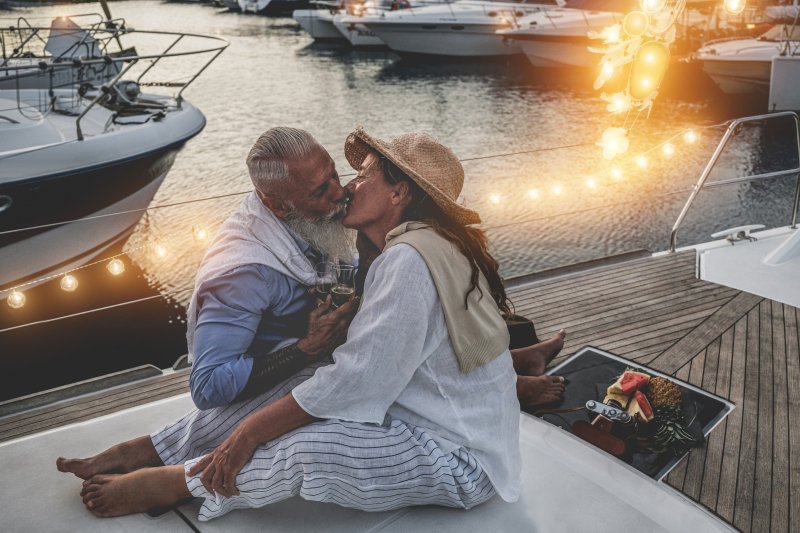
[190,265,297,409]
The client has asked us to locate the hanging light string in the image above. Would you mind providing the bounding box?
[0,124,733,239]
[0,288,195,334]
[2,119,747,309]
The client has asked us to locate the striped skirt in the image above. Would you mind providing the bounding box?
[150,363,496,521]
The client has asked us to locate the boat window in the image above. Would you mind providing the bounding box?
[450,25,465,30]
[421,25,438,30]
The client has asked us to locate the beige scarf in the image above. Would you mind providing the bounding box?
[384,222,509,373]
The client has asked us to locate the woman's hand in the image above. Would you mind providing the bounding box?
[187,425,257,498]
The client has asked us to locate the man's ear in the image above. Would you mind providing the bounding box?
[259,191,292,219]
[391,181,411,207]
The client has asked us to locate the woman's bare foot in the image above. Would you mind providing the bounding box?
[57,436,162,480]
[512,329,567,376]
[517,375,566,408]
[80,465,190,518]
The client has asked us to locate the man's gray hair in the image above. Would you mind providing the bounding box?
[246,127,320,194]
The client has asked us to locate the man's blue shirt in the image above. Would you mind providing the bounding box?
[189,234,319,409]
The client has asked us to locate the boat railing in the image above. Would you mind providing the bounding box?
[0,23,228,140]
[669,112,800,253]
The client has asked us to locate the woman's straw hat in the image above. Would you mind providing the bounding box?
[344,127,481,225]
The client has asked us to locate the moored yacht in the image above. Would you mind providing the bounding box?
[348,0,562,58]
[497,0,633,68]
[294,2,348,41]
[694,23,800,95]
[0,19,228,292]
[239,0,313,15]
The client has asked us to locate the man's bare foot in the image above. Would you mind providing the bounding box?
[80,465,190,518]
[57,436,161,480]
[517,375,566,408]
[512,329,567,376]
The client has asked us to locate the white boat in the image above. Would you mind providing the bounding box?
[294,4,348,41]
[0,20,227,291]
[497,0,630,67]
[349,0,562,58]
[695,24,800,95]
[221,0,241,10]
[239,0,313,15]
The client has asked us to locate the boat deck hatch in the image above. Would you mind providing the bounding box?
[543,346,733,480]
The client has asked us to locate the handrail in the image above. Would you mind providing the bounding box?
[669,111,800,252]
[75,58,138,141]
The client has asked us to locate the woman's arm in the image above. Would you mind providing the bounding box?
[188,297,358,497]
[188,393,318,497]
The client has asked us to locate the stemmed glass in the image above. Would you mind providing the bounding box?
[314,261,337,302]
[331,263,355,308]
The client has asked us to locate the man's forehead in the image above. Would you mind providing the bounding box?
[289,147,335,191]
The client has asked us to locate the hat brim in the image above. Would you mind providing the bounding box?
[344,128,481,226]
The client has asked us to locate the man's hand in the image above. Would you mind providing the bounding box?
[297,296,358,357]
[187,424,256,498]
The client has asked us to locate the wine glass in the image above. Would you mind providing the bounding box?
[331,264,355,308]
[314,261,336,303]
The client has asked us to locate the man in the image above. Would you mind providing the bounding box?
[186,126,357,409]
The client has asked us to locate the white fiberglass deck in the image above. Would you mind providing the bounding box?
[695,226,800,308]
[0,392,732,532]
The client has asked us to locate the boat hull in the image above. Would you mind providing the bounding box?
[332,15,385,47]
[363,22,519,57]
[515,35,596,67]
[294,9,346,41]
[0,149,179,289]
[699,58,771,94]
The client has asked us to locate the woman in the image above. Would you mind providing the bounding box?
[63,129,562,520]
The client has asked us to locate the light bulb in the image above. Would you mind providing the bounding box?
[7,290,25,309]
[611,167,623,180]
[489,194,501,205]
[552,184,563,195]
[193,227,208,241]
[723,0,746,14]
[683,130,698,143]
[662,143,675,156]
[527,189,540,200]
[61,274,78,292]
[636,155,648,168]
[641,0,665,13]
[586,177,598,189]
[107,258,125,276]
[154,244,168,258]
[602,61,614,78]
[623,11,648,37]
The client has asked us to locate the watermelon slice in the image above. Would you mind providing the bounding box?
[627,390,654,423]
[608,370,650,395]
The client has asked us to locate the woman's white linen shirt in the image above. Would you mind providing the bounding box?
[292,244,522,502]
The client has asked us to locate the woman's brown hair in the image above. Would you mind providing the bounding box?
[380,156,512,316]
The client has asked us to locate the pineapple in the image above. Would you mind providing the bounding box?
[649,376,682,408]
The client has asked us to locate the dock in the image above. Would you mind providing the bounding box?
[2,250,797,532]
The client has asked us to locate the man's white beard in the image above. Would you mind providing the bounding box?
[284,207,356,261]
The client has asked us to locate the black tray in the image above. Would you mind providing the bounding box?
[543,346,734,480]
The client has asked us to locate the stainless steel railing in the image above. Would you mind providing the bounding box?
[669,111,800,252]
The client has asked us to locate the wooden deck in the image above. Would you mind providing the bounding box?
[1,250,796,532]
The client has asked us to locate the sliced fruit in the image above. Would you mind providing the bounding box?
[608,370,650,395]
[603,390,631,408]
[627,390,654,423]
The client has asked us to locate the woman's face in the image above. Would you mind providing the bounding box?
[342,152,399,231]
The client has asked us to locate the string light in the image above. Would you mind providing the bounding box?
[611,167,624,180]
[7,290,25,309]
[154,243,168,259]
[527,189,540,200]
[622,11,649,36]
[193,227,208,241]
[723,0,746,14]
[636,155,648,168]
[662,143,675,156]
[552,184,563,195]
[489,194,502,205]
[107,258,125,276]
[683,130,698,144]
[60,274,78,292]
